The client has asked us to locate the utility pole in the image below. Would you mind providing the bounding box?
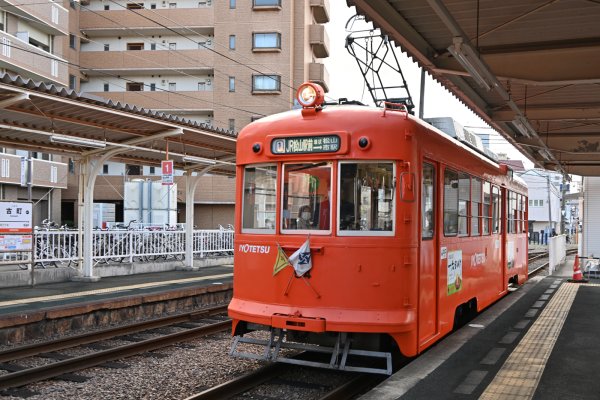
[560,175,568,235]
[546,174,552,235]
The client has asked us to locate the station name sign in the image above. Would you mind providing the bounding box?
[271,135,340,155]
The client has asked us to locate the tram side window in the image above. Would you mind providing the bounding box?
[482,181,491,235]
[458,173,470,236]
[282,163,332,232]
[522,195,528,233]
[339,162,394,233]
[443,168,458,236]
[471,177,481,236]
[492,186,500,233]
[507,191,518,234]
[242,165,277,232]
[421,163,435,239]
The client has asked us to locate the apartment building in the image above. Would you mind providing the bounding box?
[76,0,329,129]
[0,0,329,226]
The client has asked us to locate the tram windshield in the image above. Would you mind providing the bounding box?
[241,161,395,235]
[282,162,332,232]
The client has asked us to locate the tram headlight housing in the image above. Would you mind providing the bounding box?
[296,82,324,108]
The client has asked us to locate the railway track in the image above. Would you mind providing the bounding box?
[0,305,230,390]
[185,362,384,400]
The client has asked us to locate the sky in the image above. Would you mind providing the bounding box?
[323,2,534,169]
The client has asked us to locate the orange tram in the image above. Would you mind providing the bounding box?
[228,82,528,374]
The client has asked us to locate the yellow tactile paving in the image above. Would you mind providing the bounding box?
[0,273,233,308]
[480,282,600,399]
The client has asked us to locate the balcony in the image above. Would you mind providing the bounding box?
[0,0,68,35]
[79,8,214,36]
[31,159,68,189]
[0,153,22,186]
[310,0,330,23]
[309,24,329,58]
[80,50,215,75]
[309,62,329,92]
[0,32,68,86]
[84,90,215,111]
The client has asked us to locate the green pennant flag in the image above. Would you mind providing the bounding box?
[273,244,291,276]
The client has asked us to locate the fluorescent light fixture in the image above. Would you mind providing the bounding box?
[182,155,217,165]
[50,134,106,149]
[447,37,493,91]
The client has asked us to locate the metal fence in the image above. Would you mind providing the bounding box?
[19,228,234,269]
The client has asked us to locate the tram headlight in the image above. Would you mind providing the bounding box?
[296,82,324,108]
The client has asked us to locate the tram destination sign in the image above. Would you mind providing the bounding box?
[271,135,340,155]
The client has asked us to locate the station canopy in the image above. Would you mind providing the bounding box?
[0,73,236,174]
[349,0,600,176]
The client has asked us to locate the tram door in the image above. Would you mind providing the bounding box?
[419,162,438,345]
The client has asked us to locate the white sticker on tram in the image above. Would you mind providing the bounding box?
[440,247,448,260]
[471,252,486,267]
[238,244,271,254]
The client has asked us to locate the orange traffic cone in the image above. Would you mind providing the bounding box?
[569,255,587,283]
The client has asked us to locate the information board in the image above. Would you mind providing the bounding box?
[0,201,33,252]
[161,160,174,186]
[271,135,340,154]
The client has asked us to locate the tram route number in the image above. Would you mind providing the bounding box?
[271,135,340,154]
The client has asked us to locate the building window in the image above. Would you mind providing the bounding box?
[69,34,77,49]
[150,3,156,8]
[254,0,281,7]
[253,32,281,50]
[104,44,109,51]
[103,164,109,174]
[149,166,155,174]
[150,43,156,50]
[229,35,236,50]
[229,119,235,131]
[169,2,177,8]
[103,83,109,92]
[198,82,206,91]
[126,82,144,91]
[69,74,77,90]
[127,43,144,50]
[169,82,176,91]
[230,0,236,8]
[126,3,144,9]
[104,4,109,10]
[150,83,156,91]
[198,0,207,6]
[252,75,280,92]
[229,76,235,92]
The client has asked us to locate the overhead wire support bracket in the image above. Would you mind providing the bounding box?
[345,15,415,114]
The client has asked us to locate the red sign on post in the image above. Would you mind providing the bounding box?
[161,160,174,186]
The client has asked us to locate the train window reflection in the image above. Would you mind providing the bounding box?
[242,165,277,232]
[443,168,458,236]
[282,162,332,232]
[338,162,394,235]
[421,163,435,239]
[458,173,470,236]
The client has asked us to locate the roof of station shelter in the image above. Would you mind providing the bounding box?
[349,0,600,176]
[0,73,237,174]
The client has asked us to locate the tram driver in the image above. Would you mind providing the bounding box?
[297,205,314,229]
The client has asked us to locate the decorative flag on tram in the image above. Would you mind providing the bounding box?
[288,237,312,277]
[273,244,291,276]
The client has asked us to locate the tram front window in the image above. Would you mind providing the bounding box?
[242,165,277,232]
[339,162,394,233]
[282,163,332,232]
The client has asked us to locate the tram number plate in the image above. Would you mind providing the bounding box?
[271,135,340,154]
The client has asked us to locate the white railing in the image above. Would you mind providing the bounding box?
[20,228,234,269]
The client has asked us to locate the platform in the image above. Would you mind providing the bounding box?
[0,264,233,319]
[362,254,599,400]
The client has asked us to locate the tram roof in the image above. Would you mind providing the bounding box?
[348,0,600,176]
[0,73,236,174]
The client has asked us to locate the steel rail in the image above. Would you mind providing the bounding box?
[0,319,231,390]
[0,305,228,363]
[318,374,384,400]
[184,363,285,400]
